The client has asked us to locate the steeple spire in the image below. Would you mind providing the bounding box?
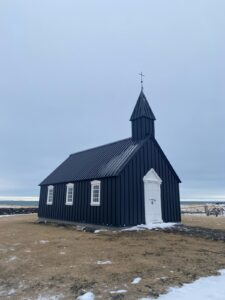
[139,72,144,91]
[130,89,156,140]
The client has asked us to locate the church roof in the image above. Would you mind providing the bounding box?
[40,138,146,185]
[130,90,156,121]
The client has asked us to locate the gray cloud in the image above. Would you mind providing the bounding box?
[0,1,225,198]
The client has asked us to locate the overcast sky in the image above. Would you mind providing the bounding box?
[0,1,225,199]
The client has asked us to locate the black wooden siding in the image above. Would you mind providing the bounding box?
[38,177,122,226]
[38,137,181,226]
[131,118,155,140]
[117,138,181,225]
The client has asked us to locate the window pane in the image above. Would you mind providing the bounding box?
[66,186,73,204]
[91,182,100,205]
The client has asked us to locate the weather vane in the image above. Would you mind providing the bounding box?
[139,72,144,90]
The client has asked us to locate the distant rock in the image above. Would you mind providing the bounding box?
[0,207,38,215]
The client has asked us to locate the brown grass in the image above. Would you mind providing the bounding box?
[1,214,225,299]
[182,214,225,230]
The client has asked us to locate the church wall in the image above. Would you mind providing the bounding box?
[118,138,181,226]
[38,176,122,226]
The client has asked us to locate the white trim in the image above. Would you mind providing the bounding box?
[47,185,54,205]
[66,183,74,205]
[90,180,101,206]
[143,168,162,184]
[143,168,163,224]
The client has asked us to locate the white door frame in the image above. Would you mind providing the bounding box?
[143,168,163,224]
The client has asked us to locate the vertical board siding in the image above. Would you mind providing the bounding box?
[132,118,155,140]
[118,138,180,226]
[38,177,119,226]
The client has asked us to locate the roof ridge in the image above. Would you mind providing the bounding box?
[69,137,132,156]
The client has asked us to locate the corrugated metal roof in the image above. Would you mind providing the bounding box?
[130,90,156,121]
[40,138,145,185]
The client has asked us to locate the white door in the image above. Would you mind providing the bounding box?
[143,169,162,224]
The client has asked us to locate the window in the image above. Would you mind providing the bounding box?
[91,180,101,206]
[47,185,54,205]
[66,183,74,205]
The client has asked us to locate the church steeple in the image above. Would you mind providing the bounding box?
[130,90,156,140]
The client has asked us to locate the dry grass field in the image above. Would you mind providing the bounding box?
[1,214,225,299]
[182,214,225,230]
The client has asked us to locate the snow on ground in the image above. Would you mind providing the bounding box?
[77,292,95,300]
[39,240,49,244]
[7,256,17,262]
[110,289,127,294]
[37,294,64,300]
[0,214,20,218]
[0,214,33,218]
[131,277,142,284]
[94,229,108,233]
[122,223,177,231]
[0,288,16,296]
[96,260,112,265]
[139,269,225,300]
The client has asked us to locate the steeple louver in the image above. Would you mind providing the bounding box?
[130,90,156,140]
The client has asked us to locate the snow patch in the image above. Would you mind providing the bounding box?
[131,277,142,284]
[97,260,112,265]
[0,288,16,296]
[77,292,95,300]
[39,240,49,244]
[139,269,225,300]
[122,223,176,231]
[94,229,108,233]
[0,215,18,218]
[37,294,63,300]
[110,290,127,294]
[8,256,17,262]
[0,214,33,218]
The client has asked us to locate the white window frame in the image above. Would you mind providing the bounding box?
[66,183,74,205]
[47,185,54,205]
[90,180,101,206]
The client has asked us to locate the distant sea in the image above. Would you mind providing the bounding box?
[0,200,39,207]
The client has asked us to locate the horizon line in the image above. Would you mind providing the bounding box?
[0,195,225,201]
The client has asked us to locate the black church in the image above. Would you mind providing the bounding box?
[38,88,181,226]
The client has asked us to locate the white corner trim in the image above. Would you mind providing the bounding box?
[66,183,74,205]
[143,168,162,184]
[47,185,54,205]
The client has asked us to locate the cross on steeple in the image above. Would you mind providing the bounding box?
[139,72,144,90]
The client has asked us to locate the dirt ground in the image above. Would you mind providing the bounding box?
[1,215,225,300]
